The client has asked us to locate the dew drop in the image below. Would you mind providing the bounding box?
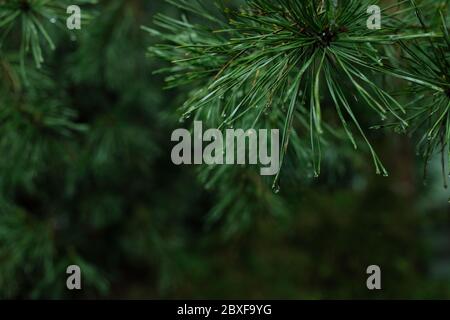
[272,184,280,194]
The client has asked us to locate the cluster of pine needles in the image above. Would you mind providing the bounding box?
[147,0,450,191]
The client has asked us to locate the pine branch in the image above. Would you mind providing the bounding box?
[0,0,96,72]
[147,0,438,185]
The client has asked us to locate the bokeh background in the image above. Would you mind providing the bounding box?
[0,0,449,299]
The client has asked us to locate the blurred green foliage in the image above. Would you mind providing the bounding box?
[0,0,448,299]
